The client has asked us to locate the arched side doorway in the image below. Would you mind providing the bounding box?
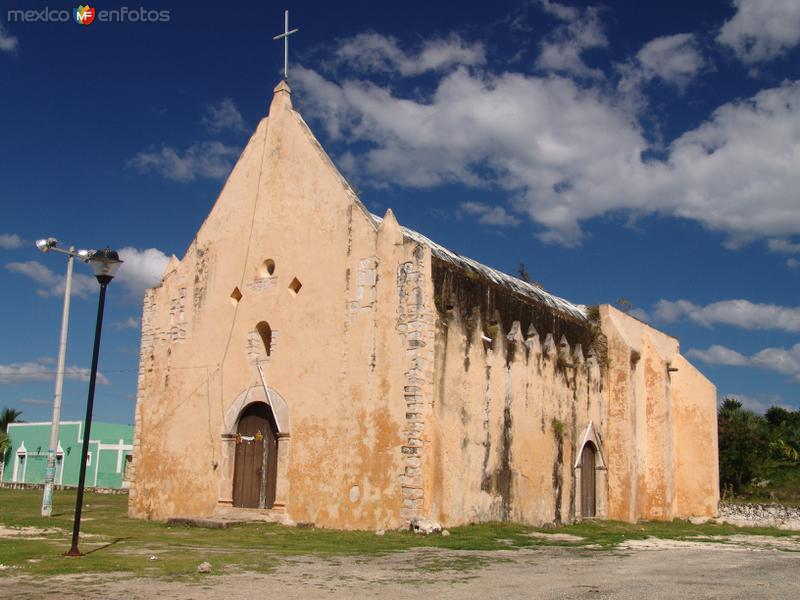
[580,442,597,518]
[218,386,291,513]
[574,421,607,521]
[232,402,278,508]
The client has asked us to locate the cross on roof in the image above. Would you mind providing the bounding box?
[273,10,299,81]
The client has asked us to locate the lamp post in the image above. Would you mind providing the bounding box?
[66,247,123,557]
[36,238,92,518]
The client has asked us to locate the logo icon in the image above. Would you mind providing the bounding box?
[74,5,95,25]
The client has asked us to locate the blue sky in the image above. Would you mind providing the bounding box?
[1,0,799,423]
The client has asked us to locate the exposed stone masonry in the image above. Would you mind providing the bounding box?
[396,247,435,522]
[349,256,378,315]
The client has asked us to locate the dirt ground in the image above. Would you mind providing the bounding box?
[3,538,800,600]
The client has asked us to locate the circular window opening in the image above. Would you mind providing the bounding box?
[260,259,276,278]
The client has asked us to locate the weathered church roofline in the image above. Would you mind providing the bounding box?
[370,213,588,322]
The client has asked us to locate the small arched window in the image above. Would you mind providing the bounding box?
[260,259,276,278]
[256,321,272,357]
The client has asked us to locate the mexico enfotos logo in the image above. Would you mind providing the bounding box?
[7,5,171,24]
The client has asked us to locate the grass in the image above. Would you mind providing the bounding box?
[0,489,796,579]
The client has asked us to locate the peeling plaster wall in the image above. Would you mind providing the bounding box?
[429,303,605,527]
[600,305,718,522]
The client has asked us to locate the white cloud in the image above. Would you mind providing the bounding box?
[717,0,800,64]
[535,3,607,78]
[788,257,800,270]
[537,0,579,21]
[117,247,170,300]
[112,317,140,331]
[20,398,51,406]
[460,201,521,226]
[6,261,98,298]
[619,34,705,96]
[202,98,246,133]
[653,299,800,333]
[0,233,23,249]
[0,21,18,53]
[689,342,800,382]
[330,32,485,76]
[0,360,109,385]
[687,344,749,366]
[767,238,800,254]
[6,247,169,301]
[128,141,240,181]
[296,66,800,246]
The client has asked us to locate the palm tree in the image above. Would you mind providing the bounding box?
[0,408,21,480]
[1,407,22,433]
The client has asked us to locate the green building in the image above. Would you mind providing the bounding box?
[1,421,133,489]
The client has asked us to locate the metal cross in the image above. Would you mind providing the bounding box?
[273,10,299,81]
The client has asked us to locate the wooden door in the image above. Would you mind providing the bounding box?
[232,403,278,508]
[580,444,596,518]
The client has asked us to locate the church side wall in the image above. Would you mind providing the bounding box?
[600,305,718,522]
[429,307,605,527]
[670,354,719,518]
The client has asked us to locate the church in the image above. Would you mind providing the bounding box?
[128,80,719,529]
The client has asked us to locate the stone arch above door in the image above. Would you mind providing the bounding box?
[573,421,606,469]
[223,385,291,436]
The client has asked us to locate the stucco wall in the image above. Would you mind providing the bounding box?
[600,305,718,521]
[429,308,606,527]
[130,84,422,529]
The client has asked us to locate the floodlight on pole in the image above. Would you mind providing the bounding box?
[37,238,93,518]
[66,247,123,557]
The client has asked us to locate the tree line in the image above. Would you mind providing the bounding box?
[718,398,800,494]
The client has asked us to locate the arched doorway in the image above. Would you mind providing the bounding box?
[580,442,597,518]
[232,402,278,508]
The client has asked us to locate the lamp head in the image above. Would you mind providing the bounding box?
[89,247,123,285]
[35,238,58,253]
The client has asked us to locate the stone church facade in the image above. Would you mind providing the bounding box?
[128,82,719,529]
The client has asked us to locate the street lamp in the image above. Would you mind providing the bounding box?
[66,247,123,557]
[35,238,93,518]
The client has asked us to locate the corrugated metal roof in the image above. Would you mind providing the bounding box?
[371,213,588,321]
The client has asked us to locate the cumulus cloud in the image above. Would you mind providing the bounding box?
[0,359,109,385]
[717,0,800,64]
[295,64,800,246]
[687,344,749,366]
[0,21,18,53]
[460,201,521,226]
[202,98,246,133]
[652,299,800,333]
[619,34,705,96]
[112,317,140,331]
[330,32,485,76]
[116,246,170,300]
[6,247,169,300]
[768,238,800,254]
[535,1,607,78]
[128,141,240,181]
[6,261,98,298]
[689,342,800,382]
[0,233,23,249]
